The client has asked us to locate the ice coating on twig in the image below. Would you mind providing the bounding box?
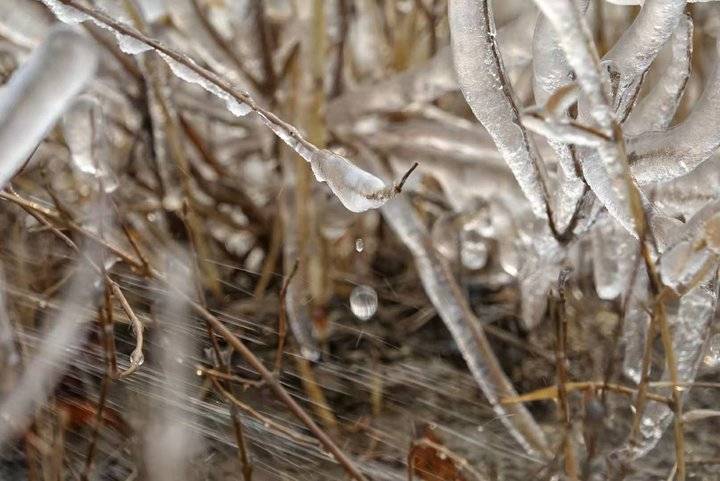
[0,1,52,48]
[310,149,390,213]
[532,0,646,237]
[631,283,718,459]
[42,0,399,213]
[604,0,687,113]
[0,26,98,188]
[158,53,251,117]
[449,0,551,219]
[358,146,550,458]
[327,10,536,127]
[629,39,720,186]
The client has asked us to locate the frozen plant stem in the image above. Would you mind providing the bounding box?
[46,0,408,214]
[531,0,647,238]
[358,146,550,458]
[448,0,552,220]
[0,26,97,188]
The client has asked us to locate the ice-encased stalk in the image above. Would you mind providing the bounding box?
[0,26,98,188]
[449,0,551,220]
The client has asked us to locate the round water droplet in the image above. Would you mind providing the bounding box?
[703,334,720,369]
[130,350,144,367]
[350,285,378,321]
[355,238,364,252]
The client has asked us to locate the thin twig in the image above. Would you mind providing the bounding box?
[275,259,298,374]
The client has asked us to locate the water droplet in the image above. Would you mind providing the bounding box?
[130,350,144,367]
[196,369,203,376]
[350,285,378,321]
[355,238,364,252]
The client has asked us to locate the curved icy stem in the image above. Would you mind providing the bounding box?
[0,26,98,188]
[0,0,52,48]
[327,9,536,127]
[449,0,551,220]
[532,2,589,175]
[603,0,687,112]
[625,281,717,461]
[629,39,720,186]
[45,0,400,213]
[623,15,693,136]
[532,0,646,237]
[358,145,551,459]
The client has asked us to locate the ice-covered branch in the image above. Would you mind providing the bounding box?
[327,10,536,127]
[449,0,551,219]
[0,26,98,188]
[532,0,646,237]
[604,0,687,113]
[623,15,693,136]
[629,39,720,186]
[358,145,550,459]
[43,0,405,213]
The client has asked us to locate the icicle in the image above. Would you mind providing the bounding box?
[0,26,98,188]
[449,0,551,219]
[623,15,693,136]
[520,259,560,330]
[621,273,651,384]
[145,254,202,481]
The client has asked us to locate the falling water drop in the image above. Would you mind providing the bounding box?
[355,238,364,252]
[350,285,378,321]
